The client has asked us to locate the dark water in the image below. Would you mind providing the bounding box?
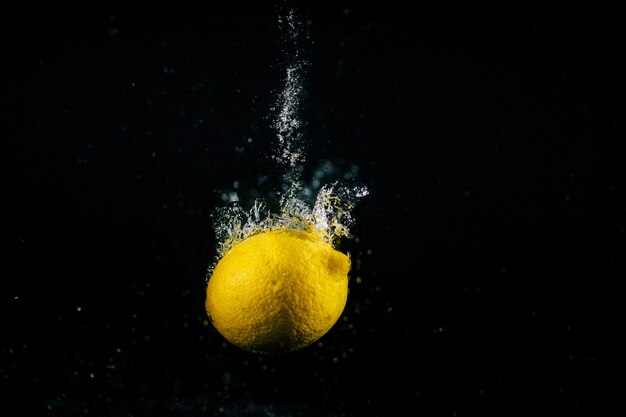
[1,4,621,416]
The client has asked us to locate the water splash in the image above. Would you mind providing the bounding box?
[211,9,368,263]
[212,179,368,258]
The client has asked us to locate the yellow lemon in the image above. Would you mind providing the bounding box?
[206,228,350,353]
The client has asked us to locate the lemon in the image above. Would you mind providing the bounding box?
[205,228,350,353]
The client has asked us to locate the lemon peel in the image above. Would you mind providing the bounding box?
[205,228,350,353]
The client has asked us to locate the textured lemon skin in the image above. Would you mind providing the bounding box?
[206,229,350,353]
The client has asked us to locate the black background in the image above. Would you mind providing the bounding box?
[1,3,622,416]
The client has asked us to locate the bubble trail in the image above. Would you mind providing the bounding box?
[210,8,368,266]
[273,8,306,184]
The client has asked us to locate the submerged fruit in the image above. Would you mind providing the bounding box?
[206,228,350,353]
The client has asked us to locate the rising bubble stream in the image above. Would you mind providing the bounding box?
[210,9,368,267]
